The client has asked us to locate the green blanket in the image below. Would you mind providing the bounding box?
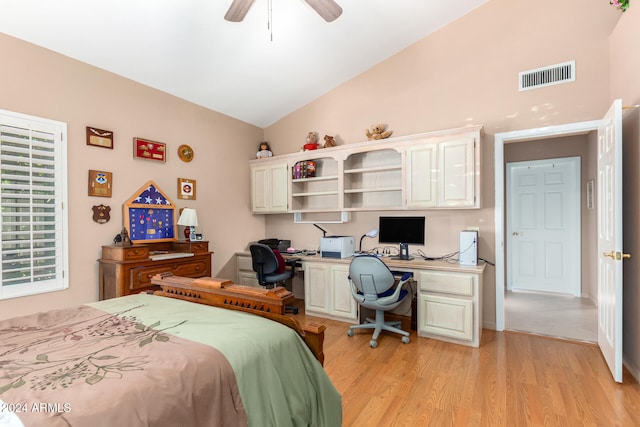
[91,294,342,426]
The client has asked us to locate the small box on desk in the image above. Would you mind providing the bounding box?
[459,230,478,266]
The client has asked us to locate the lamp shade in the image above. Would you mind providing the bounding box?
[365,229,378,238]
[177,208,198,227]
[359,228,379,252]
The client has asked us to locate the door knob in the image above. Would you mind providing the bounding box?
[603,250,632,260]
[512,232,519,236]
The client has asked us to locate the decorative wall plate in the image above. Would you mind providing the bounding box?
[178,144,194,162]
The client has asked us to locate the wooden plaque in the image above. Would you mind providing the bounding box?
[88,170,112,197]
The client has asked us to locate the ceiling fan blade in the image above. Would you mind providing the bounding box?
[224,0,255,22]
[303,0,343,22]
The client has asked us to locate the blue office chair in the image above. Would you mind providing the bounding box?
[347,255,411,348]
[249,243,299,314]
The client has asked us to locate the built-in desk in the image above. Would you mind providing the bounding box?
[236,252,485,347]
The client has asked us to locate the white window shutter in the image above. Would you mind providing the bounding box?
[0,110,68,299]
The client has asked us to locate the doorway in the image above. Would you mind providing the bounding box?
[494,121,601,341]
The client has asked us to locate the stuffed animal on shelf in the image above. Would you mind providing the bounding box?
[256,141,273,158]
[303,132,319,151]
[365,124,393,140]
[323,135,337,148]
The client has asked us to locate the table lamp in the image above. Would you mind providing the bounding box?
[177,208,198,241]
[359,228,378,252]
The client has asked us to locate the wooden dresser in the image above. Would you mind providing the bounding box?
[98,241,213,300]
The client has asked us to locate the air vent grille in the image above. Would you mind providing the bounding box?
[519,60,575,91]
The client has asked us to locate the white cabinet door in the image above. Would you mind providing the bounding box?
[251,165,270,213]
[406,143,438,208]
[329,264,357,321]
[438,138,476,208]
[251,162,288,213]
[304,262,358,322]
[269,163,289,213]
[304,263,330,314]
[418,294,473,341]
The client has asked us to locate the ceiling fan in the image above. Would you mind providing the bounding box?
[224,0,343,23]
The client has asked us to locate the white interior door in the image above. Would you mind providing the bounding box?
[597,99,625,383]
[507,157,581,296]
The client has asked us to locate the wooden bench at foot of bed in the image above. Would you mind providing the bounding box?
[151,273,327,365]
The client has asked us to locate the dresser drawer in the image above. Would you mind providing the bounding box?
[237,254,253,271]
[129,259,210,290]
[102,245,149,261]
[172,241,209,254]
[418,271,474,296]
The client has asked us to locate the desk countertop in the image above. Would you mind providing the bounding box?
[237,252,486,274]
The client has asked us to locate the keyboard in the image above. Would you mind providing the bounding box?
[149,252,195,261]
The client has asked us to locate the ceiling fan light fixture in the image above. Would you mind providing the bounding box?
[224,0,342,23]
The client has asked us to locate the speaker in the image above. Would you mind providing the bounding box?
[459,230,478,266]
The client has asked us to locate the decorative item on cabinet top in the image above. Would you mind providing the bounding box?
[303,132,319,151]
[256,141,273,159]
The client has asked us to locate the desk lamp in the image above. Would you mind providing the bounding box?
[177,208,198,241]
[359,229,378,253]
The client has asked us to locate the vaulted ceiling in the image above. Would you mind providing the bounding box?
[0,0,487,127]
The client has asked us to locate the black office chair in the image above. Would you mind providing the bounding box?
[249,243,299,314]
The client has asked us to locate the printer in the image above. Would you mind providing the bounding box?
[320,236,355,258]
[258,238,291,253]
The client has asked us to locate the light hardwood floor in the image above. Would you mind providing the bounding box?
[294,302,640,426]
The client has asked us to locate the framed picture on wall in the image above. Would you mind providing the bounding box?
[123,180,177,243]
[133,137,166,162]
[86,127,113,149]
[177,178,196,200]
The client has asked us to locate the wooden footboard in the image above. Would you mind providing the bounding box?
[151,274,326,365]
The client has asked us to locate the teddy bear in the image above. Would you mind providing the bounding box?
[323,135,337,148]
[365,124,393,140]
[303,131,319,150]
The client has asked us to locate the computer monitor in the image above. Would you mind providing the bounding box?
[378,216,425,260]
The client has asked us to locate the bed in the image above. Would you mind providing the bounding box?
[0,277,341,426]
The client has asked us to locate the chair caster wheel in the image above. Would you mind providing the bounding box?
[369,340,378,348]
[402,336,410,344]
[347,329,354,337]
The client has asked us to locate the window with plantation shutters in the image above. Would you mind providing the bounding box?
[0,110,68,299]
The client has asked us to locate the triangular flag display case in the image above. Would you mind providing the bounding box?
[123,180,177,244]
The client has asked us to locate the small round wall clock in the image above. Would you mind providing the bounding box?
[178,144,194,162]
